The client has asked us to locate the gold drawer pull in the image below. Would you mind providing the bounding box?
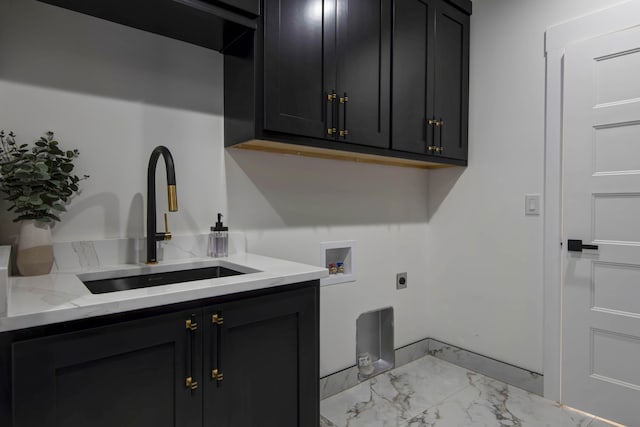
[186,376,198,390]
[185,319,198,331]
[212,369,224,382]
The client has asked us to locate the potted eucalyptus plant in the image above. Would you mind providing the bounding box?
[0,131,88,275]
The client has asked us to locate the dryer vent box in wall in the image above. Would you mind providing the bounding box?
[320,240,356,286]
[356,307,394,380]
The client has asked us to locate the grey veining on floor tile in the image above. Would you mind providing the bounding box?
[428,339,543,396]
[321,355,605,427]
[403,375,594,427]
[320,356,476,427]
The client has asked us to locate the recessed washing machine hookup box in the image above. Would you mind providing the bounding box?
[356,307,394,380]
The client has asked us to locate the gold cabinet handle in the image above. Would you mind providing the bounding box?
[327,128,337,135]
[339,96,349,104]
[212,314,224,325]
[211,369,224,382]
[339,130,349,137]
[186,376,198,390]
[427,146,435,152]
[327,93,337,101]
[185,319,198,330]
[428,119,437,126]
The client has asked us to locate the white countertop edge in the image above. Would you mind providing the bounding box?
[0,253,327,333]
[0,245,10,317]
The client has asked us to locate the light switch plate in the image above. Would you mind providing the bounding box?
[525,194,541,216]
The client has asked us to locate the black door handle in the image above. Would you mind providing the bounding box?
[567,239,598,252]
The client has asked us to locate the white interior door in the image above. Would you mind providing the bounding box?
[562,25,640,426]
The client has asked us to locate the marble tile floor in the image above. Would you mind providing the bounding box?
[320,355,617,427]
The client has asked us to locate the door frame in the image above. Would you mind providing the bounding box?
[543,0,640,401]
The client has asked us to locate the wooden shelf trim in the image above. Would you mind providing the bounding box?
[230,139,457,169]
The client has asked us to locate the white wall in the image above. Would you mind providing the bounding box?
[225,150,432,376]
[0,0,226,243]
[0,0,432,377]
[3,0,628,379]
[425,0,625,373]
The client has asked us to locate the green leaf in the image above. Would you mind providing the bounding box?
[51,203,66,212]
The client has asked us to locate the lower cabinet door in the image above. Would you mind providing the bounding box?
[12,310,203,427]
[203,285,319,427]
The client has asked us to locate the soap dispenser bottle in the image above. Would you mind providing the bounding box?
[209,213,228,258]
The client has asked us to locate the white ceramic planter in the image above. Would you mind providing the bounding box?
[16,220,54,276]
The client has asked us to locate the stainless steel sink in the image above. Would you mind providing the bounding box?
[81,266,246,294]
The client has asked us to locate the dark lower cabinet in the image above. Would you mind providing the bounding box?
[204,287,318,426]
[392,0,470,161]
[5,282,319,427]
[12,309,202,427]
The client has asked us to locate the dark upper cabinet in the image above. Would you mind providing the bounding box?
[392,0,470,161]
[226,0,470,168]
[37,0,257,53]
[262,0,335,139]
[334,0,391,148]
[262,0,389,149]
[6,282,319,427]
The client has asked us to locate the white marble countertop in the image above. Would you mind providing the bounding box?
[0,252,328,332]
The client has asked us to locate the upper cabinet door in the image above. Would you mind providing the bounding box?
[391,0,469,161]
[432,1,469,161]
[391,0,434,154]
[335,0,391,148]
[263,0,336,139]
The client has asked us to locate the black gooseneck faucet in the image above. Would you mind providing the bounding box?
[146,146,178,264]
